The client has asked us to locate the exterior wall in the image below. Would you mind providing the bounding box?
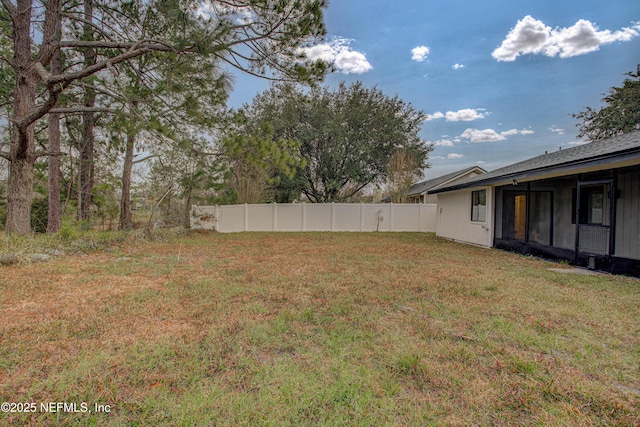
[615,170,640,260]
[436,187,493,247]
[191,203,437,233]
[552,184,576,250]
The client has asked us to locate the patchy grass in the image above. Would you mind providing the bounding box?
[0,232,638,426]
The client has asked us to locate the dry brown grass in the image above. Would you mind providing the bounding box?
[0,231,638,426]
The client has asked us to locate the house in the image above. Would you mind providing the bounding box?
[383,166,486,203]
[430,131,640,276]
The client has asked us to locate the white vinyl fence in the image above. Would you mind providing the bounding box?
[191,203,436,233]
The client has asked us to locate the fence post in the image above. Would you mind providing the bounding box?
[302,202,306,231]
[331,202,335,232]
[389,203,394,232]
[272,202,277,232]
[244,203,249,232]
[418,203,423,232]
[360,203,364,231]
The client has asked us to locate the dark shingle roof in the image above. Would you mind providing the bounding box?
[407,166,486,196]
[431,131,640,193]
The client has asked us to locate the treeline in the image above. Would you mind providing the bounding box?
[0,1,432,235]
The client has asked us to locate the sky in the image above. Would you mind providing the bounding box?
[226,0,640,181]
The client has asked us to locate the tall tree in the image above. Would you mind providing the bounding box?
[244,82,433,202]
[573,65,640,141]
[0,0,328,234]
[46,47,62,232]
[386,149,423,203]
[77,0,97,221]
[222,121,304,203]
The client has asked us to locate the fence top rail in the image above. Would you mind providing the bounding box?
[194,202,436,208]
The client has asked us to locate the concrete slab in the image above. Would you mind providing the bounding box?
[547,267,598,275]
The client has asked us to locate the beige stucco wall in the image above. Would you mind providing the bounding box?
[436,187,494,247]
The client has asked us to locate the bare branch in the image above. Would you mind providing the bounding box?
[132,154,157,164]
[190,146,222,157]
[34,150,68,159]
[49,106,114,114]
[60,11,115,42]
[58,40,180,51]
[34,62,50,81]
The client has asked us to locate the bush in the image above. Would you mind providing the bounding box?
[30,197,49,234]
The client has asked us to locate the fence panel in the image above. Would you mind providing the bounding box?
[191,203,437,233]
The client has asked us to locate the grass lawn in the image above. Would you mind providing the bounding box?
[1,232,638,426]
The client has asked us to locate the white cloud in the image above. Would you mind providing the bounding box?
[492,16,640,61]
[197,3,254,24]
[445,108,486,122]
[549,127,566,135]
[461,128,534,143]
[411,45,430,62]
[452,63,464,70]
[302,38,372,74]
[432,139,454,146]
[425,111,445,121]
[447,153,464,159]
[477,161,486,164]
[425,109,486,122]
[568,140,589,146]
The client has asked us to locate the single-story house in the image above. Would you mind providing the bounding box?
[382,166,486,203]
[430,131,640,276]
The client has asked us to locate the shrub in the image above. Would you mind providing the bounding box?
[30,197,48,234]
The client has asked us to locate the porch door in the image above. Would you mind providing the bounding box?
[575,180,613,258]
[502,191,527,241]
[502,190,552,245]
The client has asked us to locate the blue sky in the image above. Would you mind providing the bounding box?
[226,0,640,180]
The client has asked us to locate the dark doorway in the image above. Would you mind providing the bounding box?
[502,191,527,241]
[502,190,552,245]
[575,181,613,257]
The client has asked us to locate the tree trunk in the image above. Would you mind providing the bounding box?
[78,0,96,221]
[6,156,35,235]
[47,48,62,233]
[5,0,37,234]
[119,131,134,230]
[78,110,95,221]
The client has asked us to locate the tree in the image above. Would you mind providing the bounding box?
[222,121,304,203]
[573,65,640,141]
[147,136,228,229]
[244,82,433,202]
[386,149,424,203]
[0,0,329,234]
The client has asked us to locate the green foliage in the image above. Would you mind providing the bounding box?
[222,120,306,203]
[243,81,433,202]
[93,182,121,230]
[30,197,49,234]
[573,64,640,140]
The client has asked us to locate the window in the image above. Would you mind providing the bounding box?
[571,185,606,225]
[471,190,486,222]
